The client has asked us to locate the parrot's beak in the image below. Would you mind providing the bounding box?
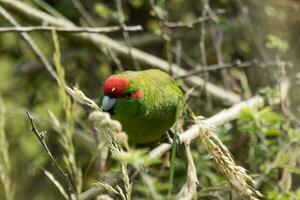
[102,96,116,112]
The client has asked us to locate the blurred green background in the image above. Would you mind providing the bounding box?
[0,0,299,199]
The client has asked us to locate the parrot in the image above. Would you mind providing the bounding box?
[101,69,185,145]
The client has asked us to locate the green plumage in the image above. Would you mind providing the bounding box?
[103,69,185,144]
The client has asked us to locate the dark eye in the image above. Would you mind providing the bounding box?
[125,91,132,98]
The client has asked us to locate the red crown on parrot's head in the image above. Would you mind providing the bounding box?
[103,75,129,98]
[103,74,143,100]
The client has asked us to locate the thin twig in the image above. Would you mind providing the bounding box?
[70,0,97,26]
[70,0,126,72]
[116,0,140,70]
[129,30,200,46]
[175,60,281,79]
[15,50,79,74]
[148,0,174,76]
[26,111,76,195]
[164,9,224,28]
[0,25,143,33]
[199,0,212,112]
[148,3,224,29]
[210,26,233,90]
[0,95,14,200]
[78,168,135,200]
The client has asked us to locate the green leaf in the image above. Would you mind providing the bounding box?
[259,107,285,124]
[264,127,280,137]
[266,34,289,53]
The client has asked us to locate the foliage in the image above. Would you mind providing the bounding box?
[236,107,300,198]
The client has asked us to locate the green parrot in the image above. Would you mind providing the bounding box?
[101,69,185,144]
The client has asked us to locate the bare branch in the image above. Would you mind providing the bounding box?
[115,0,140,70]
[164,9,224,28]
[199,0,212,111]
[26,111,76,195]
[0,25,143,33]
[175,60,281,80]
[70,0,97,26]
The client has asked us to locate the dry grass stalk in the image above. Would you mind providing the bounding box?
[44,169,69,200]
[96,194,114,200]
[89,111,129,153]
[121,164,132,200]
[0,95,14,200]
[89,111,131,200]
[66,87,102,111]
[52,31,83,195]
[176,142,198,200]
[197,120,263,200]
[94,182,119,195]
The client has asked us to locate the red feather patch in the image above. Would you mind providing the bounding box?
[132,90,143,99]
[103,75,129,98]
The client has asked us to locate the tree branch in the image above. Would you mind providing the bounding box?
[0,25,143,33]
[164,9,224,28]
[174,60,280,79]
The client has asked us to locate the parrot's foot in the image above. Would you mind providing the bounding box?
[162,129,181,155]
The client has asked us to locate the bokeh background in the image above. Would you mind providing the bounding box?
[0,0,299,199]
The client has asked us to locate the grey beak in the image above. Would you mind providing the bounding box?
[102,96,116,111]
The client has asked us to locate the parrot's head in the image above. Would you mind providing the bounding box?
[101,74,144,118]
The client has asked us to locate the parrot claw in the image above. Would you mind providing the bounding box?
[163,130,173,144]
[162,129,181,155]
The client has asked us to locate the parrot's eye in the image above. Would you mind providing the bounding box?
[125,92,132,98]
[124,89,142,100]
[124,89,133,98]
